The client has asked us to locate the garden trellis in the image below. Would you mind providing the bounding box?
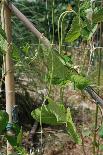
[0,0,103,154]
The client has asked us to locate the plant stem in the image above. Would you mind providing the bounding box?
[93,104,99,155]
[1,2,15,154]
[48,50,54,95]
[52,0,55,44]
[60,87,64,104]
[93,34,102,155]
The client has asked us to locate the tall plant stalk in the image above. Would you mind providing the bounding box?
[93,27,102,155]
[52,0,55,44]
[1,2,15,155]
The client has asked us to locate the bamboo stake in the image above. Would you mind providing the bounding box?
[1,2,15,155]
[8,3,51,48]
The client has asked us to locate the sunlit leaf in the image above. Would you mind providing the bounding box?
[71,74,89,90]
[31,105,58,125]
[65,16,83,42]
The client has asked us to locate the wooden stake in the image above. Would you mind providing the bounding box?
[8,3,51,48]
[1,2,15,155]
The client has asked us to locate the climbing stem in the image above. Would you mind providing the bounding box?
[58,10,76,53]
[52,0,55,43]
[93,43,102,155]
[93,105,99,155]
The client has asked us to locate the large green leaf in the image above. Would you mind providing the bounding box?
[6,134,17,147]
[71,74,89,90]
[0,110,9,134]
[65,16,83,42]
[31,105,59,125]
[6,124,21,147]
[31,98,67,125]
[47,98,66,123]
[31,98,81,144]
[81,24,98,40]
[80,0,91,14]
[66,108,81,144]
[93,8,103,24]
[47,50,72,85]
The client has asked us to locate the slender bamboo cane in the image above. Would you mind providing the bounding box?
[8,3,51,48]
[1,2,15,155]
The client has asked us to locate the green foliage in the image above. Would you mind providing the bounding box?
[65,0,103,43]
[93,8,103,24]
[81,24,98,40]
[0,110,8,134]
[71,74,89,90]
[6,133,17,147]
[6,124,22,147]
[32,105,58,125]
[14,146,28,155]
[46,49,72,85]
[17,128,23,145]
[31,97,81,144]
[31,98,65,125]
[66,109,81,144]
[12,0,67,45]
[65,16,82,42]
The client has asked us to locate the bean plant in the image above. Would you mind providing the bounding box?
[0,0,103,154]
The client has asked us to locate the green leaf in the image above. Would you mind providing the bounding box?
[65,16,82,42]
[31,98,66,125]
[81,24,98,40]
[6,124,21,147]
[80,0,91,13]
[88,24,98,40]
[31,98,81,144]
[31,105,58,125]
[63,55,72,64]
[0,110,9,134]
[13,124,21,136]
[6,133,17,146]
[93,8,103,24]
[71,74,89,90]
[66,108,81,144]
[17,127,22,145]
[81,27,90,40]
[47,98,66,123]
[47,51,72,85]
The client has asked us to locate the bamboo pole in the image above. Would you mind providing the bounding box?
[1,2,15,155]
[8,3,51,48]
